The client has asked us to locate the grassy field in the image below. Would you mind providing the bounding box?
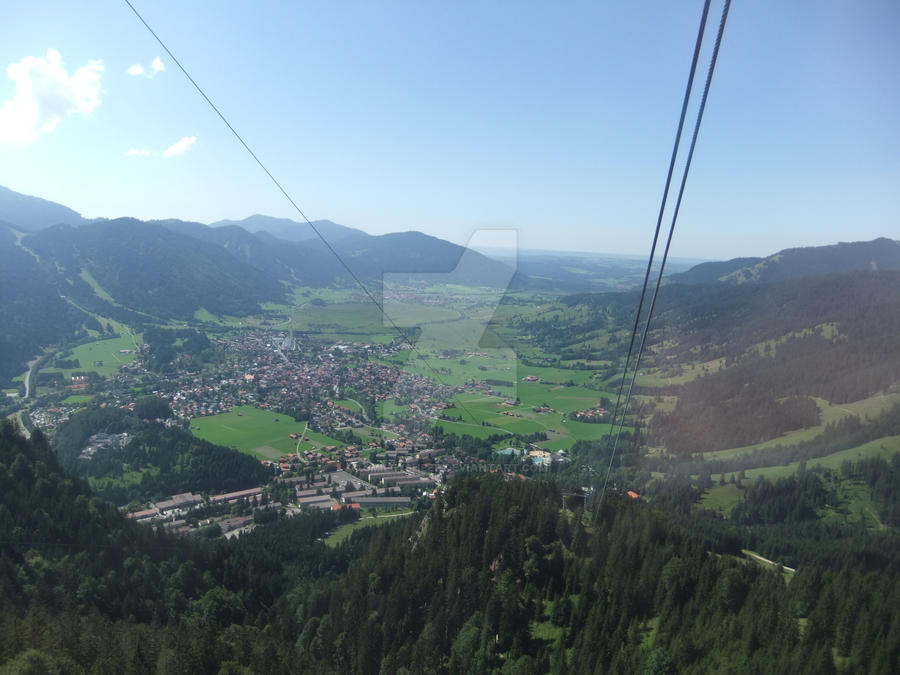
[333,398,362,413]
[290,287,358,305]
[61,394,94,404]
[79,268,116,303]
[820,479,883,529]
[323,511,415,547]
[698,483,745,514]
[40,333,143,379]
[191,406,346,459]
[290,301,462,343]
[379,350,520,395]
[193,308,295,329]
[297,429,347,454]
[415,386,618,450]
[87,466,161,499]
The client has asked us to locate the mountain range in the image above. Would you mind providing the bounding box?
[671,237,900,284]
[1,184,899,387]
[0,186,519,315]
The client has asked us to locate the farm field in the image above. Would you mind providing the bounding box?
[190,405,346,460]
[290,286,358,305]
[292,301,461,342]
[193,308,293,329]
[61,394,94,404]
[41,333,143,379]
[380,349,519,395]
[420,387,618,450]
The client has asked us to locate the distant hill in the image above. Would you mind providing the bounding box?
[209,214,365,243]
[0,187,520,383]
[24,219,287,321]
[332,230,518,287]
[0,222,90,383]
[154,218,301,282]
[542,264,900,454]
[0,185,86,231]
[673,238,900,284]
[162,220,517,288]
[0,185,515,291]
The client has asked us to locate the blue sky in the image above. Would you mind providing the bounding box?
[0,1,897,259]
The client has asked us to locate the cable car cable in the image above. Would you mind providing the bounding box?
[597,0,730,514]
[122,0,501,434]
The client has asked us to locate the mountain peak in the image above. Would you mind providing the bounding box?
[0,185,86,231]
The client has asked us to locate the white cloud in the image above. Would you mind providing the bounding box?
[162,135,196,157]
[128,57,164,78]
[125,134,196,158]
[0,48,103,145]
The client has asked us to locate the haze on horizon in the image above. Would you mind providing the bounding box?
[0,1,897,260]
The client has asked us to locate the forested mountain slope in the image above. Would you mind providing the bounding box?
[672,237,900,285]
[50,404,274,505]
[210,215,365,244]
[0,185,519,384]
[531,269,900,454]
[0,185,516,294]
[0,223,92,383]
[1,424,898,672]
[24,220,288,320]
[646,271,900,453]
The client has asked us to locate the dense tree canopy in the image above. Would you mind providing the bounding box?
[1,422,897,672]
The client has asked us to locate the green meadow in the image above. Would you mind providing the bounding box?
[190,406,346,460]
[41,333,143,379]
[323,511,416,548]
[422,387,618,450]
[291,301,461,343]
[61,394,94,404]
[332,398,361,412]
[379,349,520,394]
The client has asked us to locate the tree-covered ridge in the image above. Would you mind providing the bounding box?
[1,423,899,672]
[50,405,273,505]
[646,273,900,453]
[24,220,287,320]
[288,474,900,674]
[644,403,900,485]
[0,421,347,671]
[533,271,900,453]
[845,454,900,528]
[0,223,91,382]
[671,237,900,285]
